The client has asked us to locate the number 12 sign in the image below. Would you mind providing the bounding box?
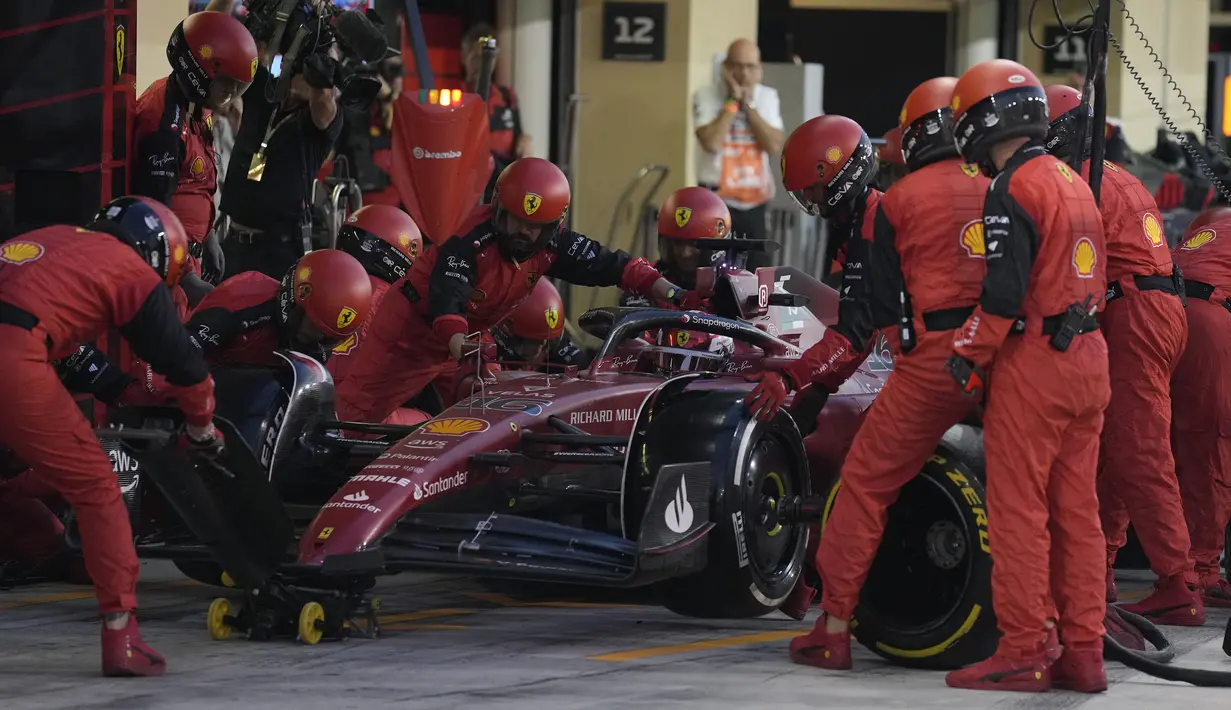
[602,1,666,62]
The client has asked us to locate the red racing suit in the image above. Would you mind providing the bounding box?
[0,226,215,614]
[185,272,287,368]
[1170,219,1231,589]
[952,144,1110,658]
[334,205,664,424]
[817,159,988,620]
[778,189,883,392]
[132,77,217,277]
[1082,160,1193,584]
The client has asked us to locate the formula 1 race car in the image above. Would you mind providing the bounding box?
[189,259,997,670]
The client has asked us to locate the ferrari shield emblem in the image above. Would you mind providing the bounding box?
[675,207,692,228]
[544,306,560,330]
[250,57,259,81]
[115,25,126,77]
[1057,162,1074,183]
[960,163,980,178]
[526,271,539,288]
[336,307,358,330]
[318,527,334,540]
[523,193,543,216]
[1072,237,1097,278]
[676,330,690,346]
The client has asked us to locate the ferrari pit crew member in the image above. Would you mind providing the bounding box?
[943,59,1110,693]
[1043,84,1201,623]
[327,205,426,426]
[744,114,881,422]
[0,196,219,677]
[132,11,258,300]
[186,249,372,367]
[334,157,685,425]
[1170,213,1231,607]
[788,77,991,669]
[621,187,732,359]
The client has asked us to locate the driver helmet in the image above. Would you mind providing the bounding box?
[336,205,422,284]
[951,59,1048,169]
[492,278,565,365]
[1042,84,1090,159]
[87,196,190,287]
[899,76,961,172]
[490,158,571,262]
[781,115,878,220]
[277,249,373,352]
[167,11,259,110]
[656,187,731,290]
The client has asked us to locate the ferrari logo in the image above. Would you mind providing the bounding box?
[960,220,985,258]
[190,156,205,176]
[1142,213,1164,248]
[332,334,357,354]
[676,330,690,346]
[336,307,358,330]
[1182,229,1216,250]
[526,271,539,288]
[0,241,45,265]
[318,527,334,540]
[1104,160,1119,172]
[173,245,186,266]
[951,95,961,112]
[780,155,786,174]
[960,163,980,178]
[544,306,559,330]
[1072,237,1097,278]
[115,25,126,77]
[250,57,259,81]
[523,193,542,216]
[675,207,692,228]
[1057,162,1074,183]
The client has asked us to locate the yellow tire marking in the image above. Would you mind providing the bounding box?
[588,629,806,662]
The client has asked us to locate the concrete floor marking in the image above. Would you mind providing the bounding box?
[588,629,807,662]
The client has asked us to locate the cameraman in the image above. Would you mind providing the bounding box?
[216,0,344,279]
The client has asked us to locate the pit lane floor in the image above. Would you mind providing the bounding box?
[1,561,1228,710]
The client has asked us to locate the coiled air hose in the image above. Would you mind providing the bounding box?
[1029,0,1231,686]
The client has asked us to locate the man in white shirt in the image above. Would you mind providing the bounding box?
[693,38,784,270]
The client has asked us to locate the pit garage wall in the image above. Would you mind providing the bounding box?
[568,0,756,322]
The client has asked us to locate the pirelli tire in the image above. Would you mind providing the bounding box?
[652,389,810,619]
[822,449,996,670]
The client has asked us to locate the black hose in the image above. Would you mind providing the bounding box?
[1102,605,1231,686]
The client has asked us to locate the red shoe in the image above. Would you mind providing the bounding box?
[1199,578,1231,609]
[1051,648,1107,693]
[944,653,1051,692]
[1119,574,1205,626]
[101,615,166,677]
[788,613,851,670]
[781,575,817,621]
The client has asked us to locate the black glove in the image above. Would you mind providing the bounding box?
[55,344,133,404]
[302,53,338,90]
[944,354,987,400]
[786,384,831,438]
[201,230,225,285]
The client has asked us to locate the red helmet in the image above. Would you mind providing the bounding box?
[493,278,565,363]
[780,115,877,219]
[87,196,190,286]
[168,11,258,109]
[878,127,905,166]
[278,250,373,347]
[1041,84,1088,158]
[491,158,571,262]
[899,76,960,171]
[951,59,1048,165]
[336,205,422,284]
[656,187,731,287]
[1186,206,1231,238]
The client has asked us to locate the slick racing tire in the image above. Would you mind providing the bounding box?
[173,560,231,588]
[653,389,810,619]
[822,449,997,670]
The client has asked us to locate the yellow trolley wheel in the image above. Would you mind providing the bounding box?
[220,571,236,588]
[297,601,326,645]
[207,598,233,641]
